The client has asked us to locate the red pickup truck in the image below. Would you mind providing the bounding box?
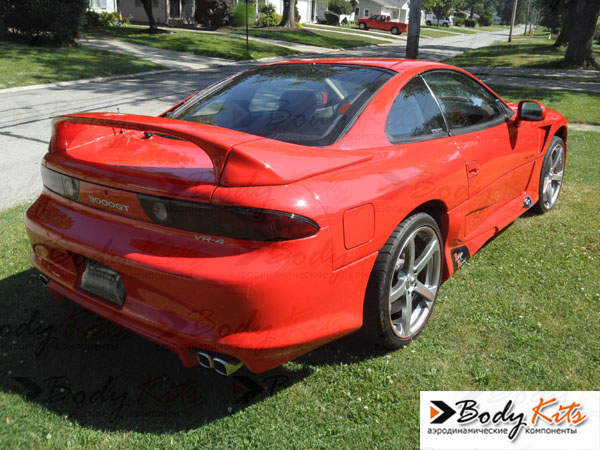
[357,14,408,35]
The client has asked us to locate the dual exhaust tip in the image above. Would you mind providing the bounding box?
[197,352,243,376]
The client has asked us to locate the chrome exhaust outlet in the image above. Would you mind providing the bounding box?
[213,356,244,376]
[39,274,49,286]
[197,352,213,369]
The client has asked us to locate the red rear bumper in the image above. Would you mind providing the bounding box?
[25,190,376,372]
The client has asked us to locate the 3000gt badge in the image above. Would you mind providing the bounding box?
[88,195,130,212]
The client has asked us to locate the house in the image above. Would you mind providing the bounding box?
[263,0,329,24]
[118,0,196,25]
[89,0,118,13]
[354,0,410,23]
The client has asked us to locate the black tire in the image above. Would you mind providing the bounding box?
[534,136,565,214]
[359,22,367,30]
[391,27,399,35]
[363,213,443,349]
[426,20,432,26]
[443,22,449,27]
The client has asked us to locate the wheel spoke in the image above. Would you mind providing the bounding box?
[551,151,563,171]
[400,291,413,335]
[544,176,553,199]
[551,171,563,182]
[414,281,436,305]
[406,238,415,272]
[390,278,407,303]
[413,239,438,275]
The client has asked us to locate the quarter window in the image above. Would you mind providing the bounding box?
[385,76,447,143]
[422,70,504,131]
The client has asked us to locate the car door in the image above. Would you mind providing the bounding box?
[421,70,538,237]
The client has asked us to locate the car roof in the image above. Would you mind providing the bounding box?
[268,58,454,74]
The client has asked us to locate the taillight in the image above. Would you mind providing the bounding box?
[41,165,80,200]
[138,195,319,241]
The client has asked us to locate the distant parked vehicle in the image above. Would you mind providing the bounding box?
[357,14,408,35]
[426,17,453,27]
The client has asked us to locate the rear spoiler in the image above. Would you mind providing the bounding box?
[51,113,259,184]
[51,113,375,187]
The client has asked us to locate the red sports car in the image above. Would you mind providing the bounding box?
[25,59,567,375]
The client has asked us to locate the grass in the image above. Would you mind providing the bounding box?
[476,24,511,32]
[423,25,480,35]
[0,38,165,89]
[1,128,599,447]
[230,27,383,48]
[445,32,600,68]
[87,26,297,61]
[490,85,600,125]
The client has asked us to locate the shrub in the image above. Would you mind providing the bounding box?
[478,11,492,27]
[453,17,464,26]
[341,17,348,25]
[233,1,256,26]
[1,0,88,45]
[464,18,477,27]
[324,11,339,25]
[195,0,232,28]
[84,10,101,28]
[328,0,352,16]
[259,4,281,26]
[295,1,301,23]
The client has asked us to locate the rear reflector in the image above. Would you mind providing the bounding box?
[138,194,319,241]
[41,165,80,201]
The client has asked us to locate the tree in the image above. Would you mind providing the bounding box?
[563,0,600,67]
[459,0,485,18]
[195,0,233,28]
[406,0,423,59]
[140,0,158,32]
[328,0,353,15]
[552,0,576,47]
[279,0,296,27]
[423,0,456,21]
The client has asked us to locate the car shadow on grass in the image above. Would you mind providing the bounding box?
[0,267,384,432]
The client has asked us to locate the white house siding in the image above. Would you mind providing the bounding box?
[89,0,118,13]
[119,0,168,24]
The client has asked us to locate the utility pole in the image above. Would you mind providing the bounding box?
[508,0,518,42]
[406,0,423,59]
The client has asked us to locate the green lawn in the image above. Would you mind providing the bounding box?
[230,27,383,48]
[0,39,165,89]
[445,32,600,68]
[478,24,511,32]
[0,127,598,446]
[87,26,298,60]
[423,25,480,35]
[491,85,600,125]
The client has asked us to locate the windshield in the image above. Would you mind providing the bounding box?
[168,64,394,147]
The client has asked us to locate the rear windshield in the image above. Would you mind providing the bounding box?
[168,64,394,147]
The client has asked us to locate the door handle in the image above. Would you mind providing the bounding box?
[466,161,480,178]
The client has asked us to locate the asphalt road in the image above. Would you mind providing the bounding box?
[0,28,519,210]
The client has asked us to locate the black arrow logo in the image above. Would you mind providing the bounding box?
[431,400,456,424]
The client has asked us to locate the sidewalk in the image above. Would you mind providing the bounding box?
[464,66,600,80]
[79,36,239,70]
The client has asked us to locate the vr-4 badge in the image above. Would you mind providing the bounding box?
[195,234,225,245]
[451,246,470,271]
[523,195,533,209]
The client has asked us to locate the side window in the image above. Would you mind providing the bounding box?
[385,76,447,143]
[422,70,504,131]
